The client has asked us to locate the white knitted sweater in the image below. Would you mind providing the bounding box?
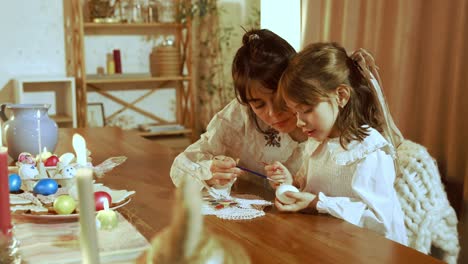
[395,140,460,263]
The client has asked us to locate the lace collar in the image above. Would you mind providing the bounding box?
[326,127,396,165]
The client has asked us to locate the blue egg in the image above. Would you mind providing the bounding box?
[8,174,22,192]
[33,179,58,196]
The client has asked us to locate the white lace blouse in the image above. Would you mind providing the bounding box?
[296,127,408,245]
[170,99,307,192]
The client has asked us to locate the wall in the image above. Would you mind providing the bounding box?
[260,0,301,51]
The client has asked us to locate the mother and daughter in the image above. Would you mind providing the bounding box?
[170,29,407,245]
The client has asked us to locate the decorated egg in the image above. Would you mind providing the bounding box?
[33,179,58,196]
[275,184,300,205]
[53,195,76,215]
[8,174,22,192]
[94,191,112,211]
[18,152,35,164]
[61,165,77,178]
[44,155,59,167]
[96,209,118,230]
[19,164,39,179]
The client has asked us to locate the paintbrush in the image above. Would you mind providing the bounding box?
[235,165,277,182]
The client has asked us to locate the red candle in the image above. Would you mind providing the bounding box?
[0,146,11,237]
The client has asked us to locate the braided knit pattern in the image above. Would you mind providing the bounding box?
[395,140,459,263]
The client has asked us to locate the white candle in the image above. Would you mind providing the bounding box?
[36,110,47,178]
[36,110,42,160]
[76,167,100,264]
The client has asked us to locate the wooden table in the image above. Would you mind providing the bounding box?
[55,127,443,264]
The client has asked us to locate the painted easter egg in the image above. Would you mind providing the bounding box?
[61,165,77,178]
[8,174,22,192]
[275,184,300,205]
[33,179,58,196]
[96,209,118,230]
[19,164,39,180]
[18,152,35,164]
[53,195,76,215]
[44,155,59,167]
[94,191,112,211]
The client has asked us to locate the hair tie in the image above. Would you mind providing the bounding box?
[248,34,260,42]
[350,49,404,149]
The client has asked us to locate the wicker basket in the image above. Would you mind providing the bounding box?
[150,46,181,77]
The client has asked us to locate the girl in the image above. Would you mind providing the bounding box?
[266,42,408,245]
[170,29,308,194]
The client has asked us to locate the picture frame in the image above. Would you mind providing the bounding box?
[87,102,105,127]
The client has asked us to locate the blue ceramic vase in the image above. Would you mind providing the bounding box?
[0,104,58,160]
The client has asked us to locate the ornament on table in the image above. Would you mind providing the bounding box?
[95,199,118,231]
[8,174,21,193]
[137,178,251,264]
[53,195,76,215]
[275,184,299,205]
[33,178,58,196]
[18,164,38,180]
[94,191,112,211]
[44,155,59,167]
[17,152,35,165]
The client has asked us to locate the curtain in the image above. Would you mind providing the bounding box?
[189,0,236,133]
[301,0,468,213]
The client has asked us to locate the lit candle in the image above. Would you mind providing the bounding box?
[76,167,100,264]
[0,146,12,238]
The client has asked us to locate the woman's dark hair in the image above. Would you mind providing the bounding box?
[232,29,296,133]
[278,42,385,147]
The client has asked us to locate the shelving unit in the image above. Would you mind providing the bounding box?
[15,76,77,128]
[64,0,195,139]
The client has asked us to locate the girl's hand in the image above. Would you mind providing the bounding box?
[275,191,317,212]
[206,155,242,187]
[265,161,293,189]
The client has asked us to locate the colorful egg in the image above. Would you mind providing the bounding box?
[8,174,22,192]
[96,209,118,230]
[94,191,112,211]
[53,195,76,215]
[44,155,59,167]
[19,164,39,179]
[33,179,58,196]
[61,165,77,178]
[18,152,35,164]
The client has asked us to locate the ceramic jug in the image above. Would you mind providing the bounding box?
[0,104,58,160]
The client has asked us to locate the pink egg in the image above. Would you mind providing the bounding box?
[18,152,35,164]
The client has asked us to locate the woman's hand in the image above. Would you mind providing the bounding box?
[275,191,318,213]
[265,161,293,189]
[206,155,242,187]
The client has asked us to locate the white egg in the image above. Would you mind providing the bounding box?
[19,164,39,180]
[275,184,300,205]
[61,165,77,178]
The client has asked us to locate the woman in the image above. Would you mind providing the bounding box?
[170,29,309,194]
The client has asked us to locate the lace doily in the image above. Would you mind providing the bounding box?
[202,194,273,220]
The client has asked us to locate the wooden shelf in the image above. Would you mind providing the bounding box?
[51,114,74,123]
[86,74,190,85]
[84,22,182,35]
